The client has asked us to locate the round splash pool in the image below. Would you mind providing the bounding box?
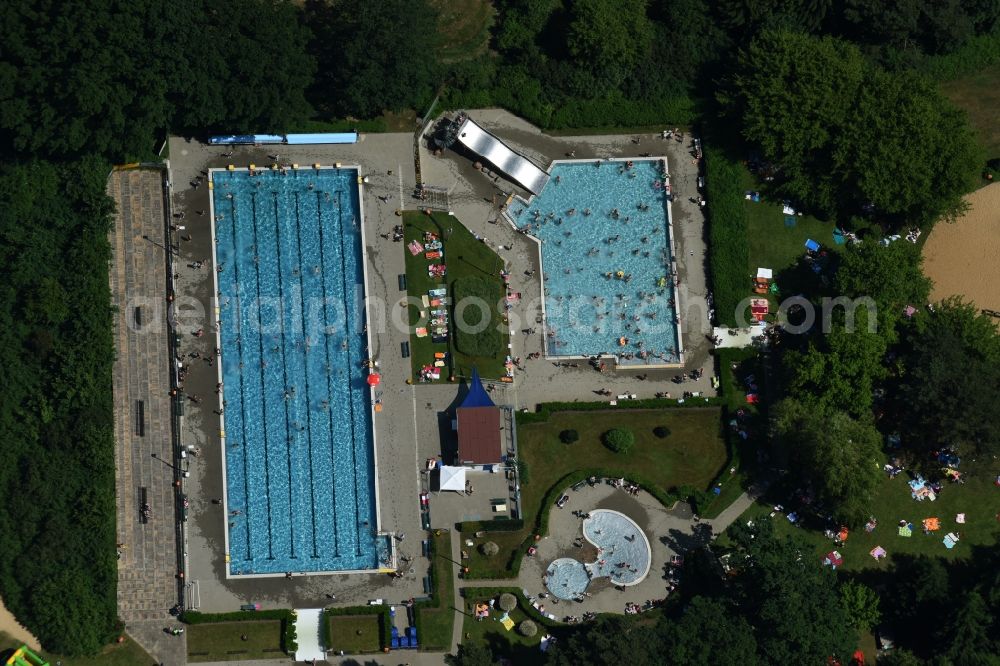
[583,509,651,586]
[544,509,652,599]
[545,557,590,600]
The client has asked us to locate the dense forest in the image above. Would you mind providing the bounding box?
[0,0,998,658]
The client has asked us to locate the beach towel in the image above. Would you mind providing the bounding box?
[898,525,912,537]
[500,616,515,632]
[922,517,940,532]
[870,546,887,560]
[956,513,966,524]
[415,327,428,338]
[943,533,959,549]
[784,214,796,227]
[408,240,423,256]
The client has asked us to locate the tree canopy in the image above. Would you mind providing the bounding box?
[727,30,981,227]
[897,299,1000,455]
[773,400,883,526]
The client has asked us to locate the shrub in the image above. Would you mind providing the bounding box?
[498,593,516,612]
[653,426,671,438]
[603,428,635,454]
[480,541,499,557]
[559,429,579,444]
[518,620,538,637]
[704,147,750,327]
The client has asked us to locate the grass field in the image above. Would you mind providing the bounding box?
[429,0,494,62]
[402,210,510,382]
[326,615,381,654]
[186,621,283,662]
[459,589,546,666]
[717,459,1000,572]
[0,632,153,666]
[417,530,457,651]
[940,63,1000,158]
[464,408,726,577]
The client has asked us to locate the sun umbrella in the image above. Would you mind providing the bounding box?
[367,373,381,386]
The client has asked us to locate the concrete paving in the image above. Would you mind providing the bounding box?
[127,112,743,663]
[107,168,186,666]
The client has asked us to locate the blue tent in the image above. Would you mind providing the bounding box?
[804,239,821,252]
[460,367,495,409]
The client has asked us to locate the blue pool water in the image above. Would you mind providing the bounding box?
[545,509,651,598]
[212,168,383,575]
[582,510,650,585]
[508,160,680,364]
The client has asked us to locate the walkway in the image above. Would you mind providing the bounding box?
[108,168,186,665]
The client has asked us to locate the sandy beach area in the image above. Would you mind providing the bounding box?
[923,182,1000,314]
[0,597,41,651]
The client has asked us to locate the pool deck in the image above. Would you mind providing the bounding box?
[148,110,721,662]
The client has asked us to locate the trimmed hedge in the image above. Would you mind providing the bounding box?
[452,276,503,358]
[704,147,750,327]
[516,396,722,425]
[181,609,297,654]
[322,605,392,651]
[455,519,525,532]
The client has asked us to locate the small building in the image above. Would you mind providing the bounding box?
[455,368,503,467]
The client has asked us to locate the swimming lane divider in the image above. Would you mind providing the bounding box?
[250,192,276,561]
[228,194,254,562]
[315,191,341,558]
[272,191,297,561]
[293,192,320,559]
[333,188,364,557]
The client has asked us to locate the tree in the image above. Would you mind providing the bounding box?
[839,580,881,632]
[603,428,635,454]
[566,0,654,92]
[942,592,999,664]
[773,400,883,526]
[560,429,579,444]
[498,593,516,612]
[480,542,500,557]
[834,239,931,335]
[303,0,441,118]
[898,299,1000,454]
[727,31,981,226]
[658,596,760,665]
[733,520,858,663]
[784,318,887,419]
[546,615,659,666]
[518,619,538,637]
[446,641,497,666]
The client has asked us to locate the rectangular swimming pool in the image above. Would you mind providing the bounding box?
[211,167,388,575]
[506,159,682,365]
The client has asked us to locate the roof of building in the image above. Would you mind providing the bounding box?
[460,367,496,409]
[457,405,502,464]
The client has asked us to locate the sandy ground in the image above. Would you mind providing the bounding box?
[924,182,1000,313]
[0,597,41,651]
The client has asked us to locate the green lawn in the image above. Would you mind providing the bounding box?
[417,530,457,651]
[326,615,381,654]
[429,0,494,62]
[186,621,284,662]
[940,63,1000,158]
[402,210,510,382]
[741,166,839,276]
[459,589,547,666]
[0,632,153,666]
[717,459,1000,571]
[465,408,727,577]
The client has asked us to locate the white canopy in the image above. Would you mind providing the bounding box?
[756,267,773,279]
[439,465,467,492]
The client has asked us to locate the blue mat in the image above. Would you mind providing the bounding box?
[784,215,796,227]
[833,229,846,245]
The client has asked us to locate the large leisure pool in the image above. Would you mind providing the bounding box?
[507,159,681,365]
[211,167,388,575]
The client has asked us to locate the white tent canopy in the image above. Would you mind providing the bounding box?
[439,465,467,492]
[756,267,773,279]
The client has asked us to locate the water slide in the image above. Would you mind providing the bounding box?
[453,117,550,195]
[5,646,49,666]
